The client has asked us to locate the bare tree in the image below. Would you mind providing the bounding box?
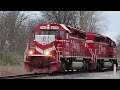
[26,17,46,41]
[116,34,120,55]
[0,11,30,54]
[41,11,106,33]
[41,11,78,27]
[77,11,107,33]
[0,11,45,65]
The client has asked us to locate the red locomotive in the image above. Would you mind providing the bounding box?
[24,23,118,73]
[85,32,118,71]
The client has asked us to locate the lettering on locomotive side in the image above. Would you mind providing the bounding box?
[66,52,69,55]
[98,45,106,54]
[66,42,69,46]
[73,42,80,51]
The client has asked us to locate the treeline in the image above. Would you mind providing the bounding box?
[0,11,106,65]
[117,35,120,56]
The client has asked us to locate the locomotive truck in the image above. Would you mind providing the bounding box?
[24,23,118,73]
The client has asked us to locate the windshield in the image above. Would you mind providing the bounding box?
[41,30,58,35]
[41,30,49,35]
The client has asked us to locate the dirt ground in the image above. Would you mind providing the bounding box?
[0,64,29,76]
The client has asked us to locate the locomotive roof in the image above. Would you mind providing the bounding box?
[66,25,85,33]
[86,32,116,43]
[32,23,86,34]
[32,23,72,33]
[85,32,106,38]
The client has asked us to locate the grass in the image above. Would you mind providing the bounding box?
[0,50,29,76]
[0,50,33,76]
[117,56,120,63]
[1,50,24,65]
[0,63,31,77]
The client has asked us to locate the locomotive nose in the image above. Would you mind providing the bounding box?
[35,35,56,55]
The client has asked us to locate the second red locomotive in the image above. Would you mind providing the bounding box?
[24,23,118,73]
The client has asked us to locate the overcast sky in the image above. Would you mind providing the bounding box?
[32,11,120,43]
[102,11,120,43]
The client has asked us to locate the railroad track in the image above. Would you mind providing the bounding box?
[0,71,80,79]
[0,64,120,79]
[0,70,90,79]
[0,73,48,79]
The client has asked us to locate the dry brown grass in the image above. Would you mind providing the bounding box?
[0,63,31,76]
[117,55,120,63]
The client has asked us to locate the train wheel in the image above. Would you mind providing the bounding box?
[82,60,85,71]
[82,60,89,72]
[86,62,89,72]
[29,60,34,71]
[97,61,103,72]
[109,61,114,71]
[108,60,118,71]
[76,69,80,72]
[109,66,113,71]
[96,61,100,70]
[59,61,66,72]
[88,62,93,72]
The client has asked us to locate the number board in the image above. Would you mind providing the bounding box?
[40,26,59,30]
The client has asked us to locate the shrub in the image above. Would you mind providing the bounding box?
[0,50,24,66]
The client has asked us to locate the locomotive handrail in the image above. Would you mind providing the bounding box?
[53,43,59,62]
[56,43,63,63]
[28,54,52,57]
[24,43,29,61]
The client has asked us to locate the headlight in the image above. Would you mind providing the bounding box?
[29,50,33,55]
[45,51,49,55]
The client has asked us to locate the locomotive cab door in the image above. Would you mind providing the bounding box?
[63,31,70,56]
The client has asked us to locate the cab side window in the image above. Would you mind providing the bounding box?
[79,33,86,39]
[60,31,64,38]
[35,31,39,35]
[94,37,101,42]
[109,41,113,47]
[101,37,105,43]
[66,33,69,39]
[106,38,109,44]
[106,38,115,47]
